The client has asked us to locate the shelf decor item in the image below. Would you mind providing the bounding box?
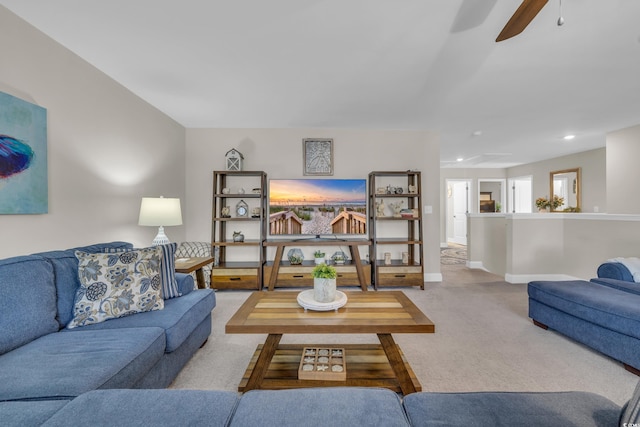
[311,263,337,303]
[225,148,243,171]
[232,231,244,242]
[331,251,348,265]
[236,199,248,217]
[313,250,326,265]
[287,248,304,265]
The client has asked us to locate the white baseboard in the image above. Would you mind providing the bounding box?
[504,273,582,284]
[467,261,487,271]
[424,272,443,282]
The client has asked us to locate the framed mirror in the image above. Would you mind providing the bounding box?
[549,168,581,212]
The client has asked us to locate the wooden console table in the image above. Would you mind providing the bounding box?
[263,239,371,291]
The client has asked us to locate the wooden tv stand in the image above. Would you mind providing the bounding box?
[263,239,372,291]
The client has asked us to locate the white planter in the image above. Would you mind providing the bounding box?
[314,257,325,265]
[313,278,337,303]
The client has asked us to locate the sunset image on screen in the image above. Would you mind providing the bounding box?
[269,179,367,235]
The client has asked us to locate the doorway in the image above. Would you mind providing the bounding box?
[446,179,470,246]
[507,176,533,213]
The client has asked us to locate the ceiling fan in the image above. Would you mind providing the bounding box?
[496,0,549,42]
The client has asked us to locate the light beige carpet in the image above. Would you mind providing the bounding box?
[170,264,638,406]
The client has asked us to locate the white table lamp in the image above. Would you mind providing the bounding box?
[138,196,182,246]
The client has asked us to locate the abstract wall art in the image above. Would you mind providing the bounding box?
[0,91,48,214]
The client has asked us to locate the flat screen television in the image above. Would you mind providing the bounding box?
[268,179,367,237]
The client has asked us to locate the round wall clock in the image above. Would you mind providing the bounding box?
[236,200,248,217]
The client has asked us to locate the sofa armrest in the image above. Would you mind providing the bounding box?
[176,273,195,296]
[597,262,634,282]
[590,277,640,296]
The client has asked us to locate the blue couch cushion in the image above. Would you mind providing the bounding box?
[33,241,133,328]
[230,387,410,427]
[0,327,165,401]
[528,280,640,340]
[0,400,70,427]
[597,261,634,282]
[590,277,640,296]
[42,389,239,427]
[63,289,215,352]
[0,255,58,355]
[403,391,621,427]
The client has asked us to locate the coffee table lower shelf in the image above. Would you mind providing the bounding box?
[238,343,421,393]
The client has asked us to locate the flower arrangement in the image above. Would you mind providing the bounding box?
[535,197,550,210]
[536,195,565,210]
[550,194,565,210]
[311,263,337,279]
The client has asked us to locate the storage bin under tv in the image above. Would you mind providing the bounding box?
[262,239,372,291]
[263,261,371,288]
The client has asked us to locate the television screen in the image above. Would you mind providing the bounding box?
[269,179,367,236]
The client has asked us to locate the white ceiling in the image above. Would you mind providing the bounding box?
[2,1,640,168]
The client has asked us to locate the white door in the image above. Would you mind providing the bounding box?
[450,180,469,245]
[508,176,533,213]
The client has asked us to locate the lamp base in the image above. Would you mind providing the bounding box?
[151,226,171,246]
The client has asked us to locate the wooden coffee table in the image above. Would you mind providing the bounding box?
[225,291,435,395]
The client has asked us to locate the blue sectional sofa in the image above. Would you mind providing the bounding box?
[0,242,215,406]
[529,276,640,375]
[3,385,630,427]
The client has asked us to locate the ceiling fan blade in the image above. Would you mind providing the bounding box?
[496,0,548,42]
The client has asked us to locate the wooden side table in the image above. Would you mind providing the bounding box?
[175,256,214,289]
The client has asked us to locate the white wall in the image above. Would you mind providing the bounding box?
[185,128,442,280]
[0,7,186,258]
[607,124,640,214]
[506,148,606,213]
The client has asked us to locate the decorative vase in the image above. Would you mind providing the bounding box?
[313,278,336,303]
[314,257,325,265]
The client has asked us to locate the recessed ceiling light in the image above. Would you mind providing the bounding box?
[472,130,483,137]
[456,157,464,162]
[563,134,576,140]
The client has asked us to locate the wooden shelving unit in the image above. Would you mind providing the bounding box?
[368,171,424,289]
[211,171,267,289]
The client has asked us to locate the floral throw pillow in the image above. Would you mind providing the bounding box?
[67,247,164,328]
[106,243,180,299]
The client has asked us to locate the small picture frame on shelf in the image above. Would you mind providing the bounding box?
[303,138,333,176]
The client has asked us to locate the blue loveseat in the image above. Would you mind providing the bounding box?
[0,241,215,406]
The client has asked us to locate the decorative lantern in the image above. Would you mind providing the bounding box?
[225,148,244,171]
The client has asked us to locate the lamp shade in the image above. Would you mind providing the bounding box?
[138,197,182,226]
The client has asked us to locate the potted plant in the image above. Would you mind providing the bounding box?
[535,197,550,212]
[313,250,326,265]
[550,194,565,211]
[311,263,337,303]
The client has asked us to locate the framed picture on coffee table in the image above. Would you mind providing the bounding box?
[303,138,333,176]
